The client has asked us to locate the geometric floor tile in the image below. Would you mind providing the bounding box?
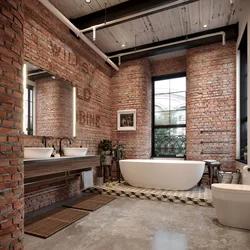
[84,181,213,207]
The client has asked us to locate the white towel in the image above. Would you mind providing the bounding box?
[81,170,93,190]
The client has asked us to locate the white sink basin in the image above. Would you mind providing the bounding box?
[24,147,53,159]
[63,147,88,157]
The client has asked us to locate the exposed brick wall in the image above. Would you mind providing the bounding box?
[36,77,73,137]
[111,59,152,159]
[22,0,114,212]
[186,41,236,170]
[150,55,186,76]
[23,0,112,142]
[24,178,80,213]
[0,0,24,249]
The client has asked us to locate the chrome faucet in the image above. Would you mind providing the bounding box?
[42,136,47,147]
[59,137,72,155]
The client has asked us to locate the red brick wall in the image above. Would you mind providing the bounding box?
[36,77,73,137]
[23,0,112,142]
[24,178,80,213]
[0,0,24,249]
[111,59,152,159]
[23,0,112,213]
[186,41,236,170]
[150,55,186,76]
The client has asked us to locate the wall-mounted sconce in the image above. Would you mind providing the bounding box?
[73,86,76,137]
[85,0,91,3]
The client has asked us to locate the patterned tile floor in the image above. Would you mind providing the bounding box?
[85,181,213,207]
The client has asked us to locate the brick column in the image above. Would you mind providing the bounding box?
[186,41,236,170]
[111,58,152,159]
[0,1,24,249]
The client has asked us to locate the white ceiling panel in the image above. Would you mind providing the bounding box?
[50,0,129,19]
[49,0,243,54]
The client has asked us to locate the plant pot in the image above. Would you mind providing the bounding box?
[105,155,112,165]
[96,176,103,186]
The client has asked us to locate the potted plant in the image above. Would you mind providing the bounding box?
[98,139,113,165]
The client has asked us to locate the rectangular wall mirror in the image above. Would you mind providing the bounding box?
[23,62,75,138]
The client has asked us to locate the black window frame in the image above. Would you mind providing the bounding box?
[239,25,248,159]
[152,72,187,158]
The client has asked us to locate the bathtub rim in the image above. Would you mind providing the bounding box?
[119,159,205,165]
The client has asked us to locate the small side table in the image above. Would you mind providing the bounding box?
[207,161,221,186]
[198,160,221,188]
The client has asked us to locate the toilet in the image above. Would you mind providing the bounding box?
[212,166,250,230]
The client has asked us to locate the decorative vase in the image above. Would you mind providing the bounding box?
[96,176,103,186]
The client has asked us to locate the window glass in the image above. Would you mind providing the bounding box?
[153,75,186,157]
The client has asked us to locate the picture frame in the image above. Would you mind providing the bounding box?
[117,109,136,131]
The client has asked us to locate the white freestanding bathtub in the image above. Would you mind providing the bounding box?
[119,159,205,191]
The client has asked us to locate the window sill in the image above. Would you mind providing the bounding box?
[236,159,247,164]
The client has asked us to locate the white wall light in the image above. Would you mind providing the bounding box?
[73,86,76,137]
[23,63,27,134]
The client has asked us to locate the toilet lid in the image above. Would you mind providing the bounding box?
[212,184,250,194]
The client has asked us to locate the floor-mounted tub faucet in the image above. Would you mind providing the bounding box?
[59,137,72,156]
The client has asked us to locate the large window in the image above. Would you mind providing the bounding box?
[152,73,186,157]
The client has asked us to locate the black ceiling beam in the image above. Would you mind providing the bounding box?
[107,24,238,64]
[71,0,199,32]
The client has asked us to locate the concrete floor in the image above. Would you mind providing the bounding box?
[25,197,250,250]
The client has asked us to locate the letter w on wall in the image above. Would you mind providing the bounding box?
[50,41,61,56]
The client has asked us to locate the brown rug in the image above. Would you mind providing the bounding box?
[64,194,117,211]
[25,208,89,238]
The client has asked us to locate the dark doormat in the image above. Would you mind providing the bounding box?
[64,194,117,211]
[24,208,89,238]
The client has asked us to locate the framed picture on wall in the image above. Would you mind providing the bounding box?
[117,109,136,131]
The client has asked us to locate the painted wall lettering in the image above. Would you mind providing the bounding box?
[68,52,77,65]
[76,86,92,102]
[50,41,61,56]
[84,88,91,101]
[77,111,100,128]
[81,62,89,74]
